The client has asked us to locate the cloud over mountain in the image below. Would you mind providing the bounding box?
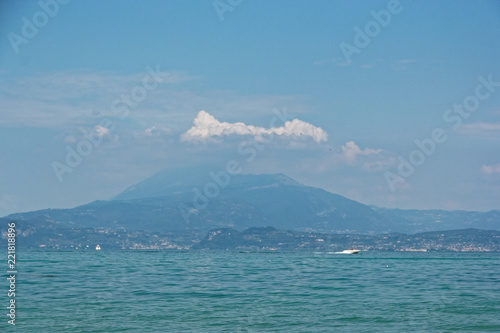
[341,141,382,163]
[181,110,328,143]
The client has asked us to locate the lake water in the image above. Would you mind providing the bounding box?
[3,251,500,332]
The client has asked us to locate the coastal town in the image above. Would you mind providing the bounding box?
[4,220,499,252]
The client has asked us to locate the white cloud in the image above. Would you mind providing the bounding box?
[481,164,500,175]
[145,126,158,137]
[391,59,416,71]
[459,122,500,138]
[95,125,109,137]
[361,157,397,172]
[181,110,328,143]
[144,126,171,137]
[341,141,382,163]
[398,59,416,64]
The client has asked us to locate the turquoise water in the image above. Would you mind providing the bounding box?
[3,251,500,332]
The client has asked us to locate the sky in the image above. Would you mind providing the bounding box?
[0,0,499,216]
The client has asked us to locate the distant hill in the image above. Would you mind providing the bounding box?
[3,217,499,252]
[4,166,500,237]
[193,227,500,252]
[0,217,201,250]
[372,207,500,232]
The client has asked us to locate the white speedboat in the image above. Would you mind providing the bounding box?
[95,245,101,250]
[339,249,360,254]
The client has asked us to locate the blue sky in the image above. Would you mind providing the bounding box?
[0,0,499,216]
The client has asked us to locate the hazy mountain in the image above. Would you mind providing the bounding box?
[4,167,500,235]
[372,207,500,233]
[113,165,223,201]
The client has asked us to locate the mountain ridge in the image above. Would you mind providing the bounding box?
[4,168,500,235]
